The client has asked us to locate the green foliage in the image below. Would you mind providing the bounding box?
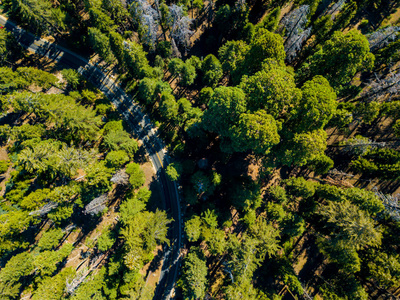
[159,91,179,121]
[351,148,400,179]
[202,86,246,151]
[185,215,202,242]
[367,252,400,288]
[0,160,10,173]
[166,162,182,181]
[85,161,114,191]
[105,150,130,168]
[240,59,300,116]
[256,7,281,32]
[178,249,208,299]
[138,77,157,105]
[38,227,64,250]
[31,267,75,300]
[299,30,374,90]
[123,41,152,79]
[242,28,285,76]
[268,185,288,204]
[97,227,116,251]
[309,154,334,175]
[292,75,337,132]
[34,243,73,277]
[125,162,145,189]
[285,177,315,198]
[0,252,34,299]
[232,110,280,155]
[218,40,249,76]
[319,200,382,250]
[0,211,32,255]
[61,69,80,89]
[201,54,223,87]
[89,27,115,64]
[103,129,138,155]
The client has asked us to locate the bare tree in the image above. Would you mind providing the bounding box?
[362,71,400,101]
[129,0,160,48]
[374,189,400,221]
[368,26,400,52]
[168,4,194,50]
[285,27,312,62]
[84,194,108,215]
[171,37,182,58]
[280,5,311,62]
[342,136,386,155]
[324,0,347,19]
[29,202,59,216]
[110,169,130,185]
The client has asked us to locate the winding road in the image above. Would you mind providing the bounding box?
[0,15,182,300]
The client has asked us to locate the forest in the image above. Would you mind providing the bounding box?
[1,0,400,299]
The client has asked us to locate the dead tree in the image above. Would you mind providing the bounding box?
[342,136,386,155]
[168,4,194,51]
[84,194,108,215]
[29,202,59,216]
[324,0,346,19]
[110,169,129,185]
[362,71,400,101]
[368,26,400,52]
[374,189,400,221]
[280,5,311,62]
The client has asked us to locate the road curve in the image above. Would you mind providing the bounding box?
[0,15,182,299]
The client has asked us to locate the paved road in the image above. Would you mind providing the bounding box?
[0,15,182,299]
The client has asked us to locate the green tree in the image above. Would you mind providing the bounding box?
[0,211,32,255]
[97,227,116,252]
[61,69,80,90]
[242,28,285,75]
[166,162,182,181]
[240,59,301,116]
[202,86,246,150]
[103,130,138,155]
[232,110,280,155]
[137,77,157,105]
[185,215,202,242]
[292,75,337,132]
[34,243,73,277]
[38,227,64,250]
[178,250,208,299]
[256,7,281,32]
[125,162,145,189]
[218,40,249,78]
[88,27,115,64]
[85,161,114,191]
[201,54,223,87]
[0,252,34,299]
[319,200,382,250]
[123,41,152,79]
[282,129,328,167]
[299,30,374,90]
[105,150,129,168]
[159,91,179,122]
[32,267,75,300]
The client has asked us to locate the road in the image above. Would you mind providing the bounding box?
[0,15,182,299]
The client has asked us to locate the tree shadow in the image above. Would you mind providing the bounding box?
[147,248,164,274]
[146,175,164,212]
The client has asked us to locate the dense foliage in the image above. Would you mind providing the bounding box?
[2,0,400,299]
